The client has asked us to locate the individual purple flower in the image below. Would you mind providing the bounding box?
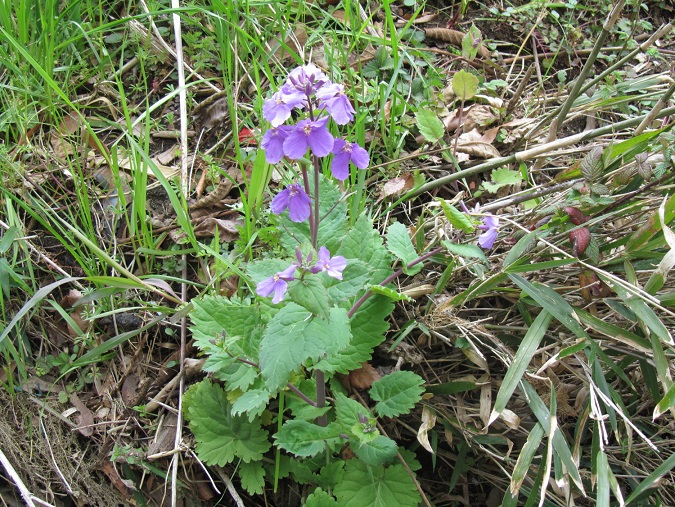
[330,138,369,180]
[256,264,297,304]
[261,125,293,163]
[283,117,334,159]
[316,83,355,125]
[478,215,499,249]
[286,63,329,96]
[311,246,347,280]
[263,90,304,127]
[271,183,312,222]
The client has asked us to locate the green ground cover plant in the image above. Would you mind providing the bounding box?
[0,0,673,505]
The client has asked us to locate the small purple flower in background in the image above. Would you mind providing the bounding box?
[330,139,369,180]
[316,83,355,125]
[478,215,499,249]
[263,90,304,127]
[261,125,292,163]
[271,183,312,222]
[284,117,334,159]
[256,264,297,304]
[311,246,347,280]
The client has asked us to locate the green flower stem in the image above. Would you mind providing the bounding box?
[347,246,443,319]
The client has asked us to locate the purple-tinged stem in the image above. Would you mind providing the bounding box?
[348,247,443,318]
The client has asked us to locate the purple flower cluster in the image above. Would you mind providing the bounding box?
[256,247,346,304]
[261,64,370,192]
[460,202,499,250]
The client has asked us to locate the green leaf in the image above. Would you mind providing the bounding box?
[315,296,393,373]
[238,460,266,495]
[260,304,351,390]
[442,240,487,262]
[414,108,445,143]
[370,370,425,418]
[274,420,342,457]
[338,214,393,285]
[305,488,339,507]
[335,393,371,430]
[503,231,542,268]
[580,146,604,182]
[190,296,263,361]
[625,450,675,504]
[223,363,259,391]
[352,435,399,467]
[385,222,422,275]
[509,423,545,497]
[230,389,271,422]
[334,461,421,507]
[368,284,413,302]
[324,260,371,303]
[653,381,675,419]
[509,274,589,339]
[489,311,553,425]
[452,69,479,101]
[288,276,331,320]
[187,380,271,465]
[482,168,523,193]
[438,199,475,232]
[279,173,347,255]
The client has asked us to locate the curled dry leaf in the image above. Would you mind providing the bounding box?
[417,406,437,454]
[579,270,612,301]
[464,105,497,131]
[60,289,90,337]
[339,362,381,391]
[381,173,415,200]
[424,28,491,59]
[456,140,501,159]
[569,227,591,257]
[563,206,590,225]
[70,393,95,437]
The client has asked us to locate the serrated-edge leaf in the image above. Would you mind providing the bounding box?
[188,380,271,465]
[274,420,342,457]
[352,435,399,467]
[386,222,422,275]
[230,388,271,422]
[489,311,553,426]
[414,108,445,143]
[580,146,604,182]
[260,304,351,390]
[238,460,266,495]
[288,276,331,320]
[305,488,339,507]
[371,370,425,418]
[334,461,421,507]
[438,199,475,232]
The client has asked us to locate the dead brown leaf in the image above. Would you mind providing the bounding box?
[70,393,95,437]
[381,173,414,200]
[424,28,491,59]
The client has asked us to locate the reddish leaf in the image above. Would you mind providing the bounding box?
[569,227,591,257]
[563,206,589,225]
[238,127,257,145]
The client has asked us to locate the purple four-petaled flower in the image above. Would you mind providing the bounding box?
[330,139,370,180]
[316,83,355,125]
[261,125,293,164]
[271,183,312,222]
[283,117,334,159]
[311,246,347,280]
[263,90,305,127]
[256,264,297,304]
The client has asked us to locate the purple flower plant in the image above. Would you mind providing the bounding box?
[330,139,370,181]
[271,183,312,222]
[316,83,355,125]
[256,264,297,304]
[263,90,305,127]
[311,246,347,280]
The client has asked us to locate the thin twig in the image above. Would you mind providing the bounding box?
[0,448,40,507]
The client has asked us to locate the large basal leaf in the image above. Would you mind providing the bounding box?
[288,276,331,320]
[187,380,271,465]
[370,370,425,418]
[260,304,351,390]
[279,173,347,256]
[274,419,342,457]
[337,214,393,285]
[314,295,394,374]
[385,222,423,275]
[334,461,421,507]
[323,259,371,304]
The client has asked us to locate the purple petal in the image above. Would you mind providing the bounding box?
[316,246,331,265]
[287,189,312,222]
[283,124,310,159]
[324,95,355,125]
[306,117,334,158]
[478,228,498,249]
[271,187,291,215]
[349,143,369,169]
[261,128,285,164]
[325,255,346,280]
[278,264,297,281]
[256,276,276,298]
[330,152,351,180]
[271,279,288,304]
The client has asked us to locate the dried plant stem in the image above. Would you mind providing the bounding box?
[554,0,626,133]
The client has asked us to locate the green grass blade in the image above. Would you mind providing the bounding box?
[625,451,675,505]
[489,310,553,426]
